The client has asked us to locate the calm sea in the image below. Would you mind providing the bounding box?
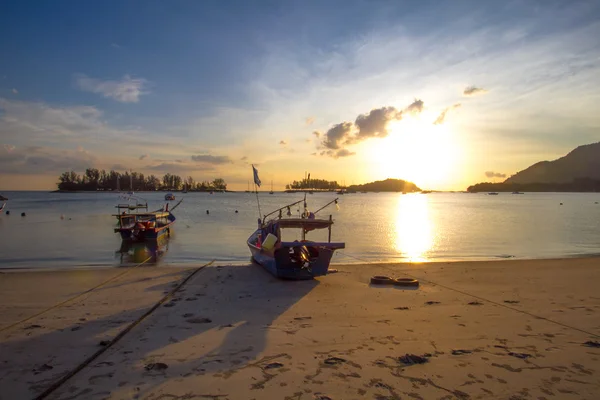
[0,191,599,269]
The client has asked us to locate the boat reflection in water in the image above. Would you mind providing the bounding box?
[115,236,170,266]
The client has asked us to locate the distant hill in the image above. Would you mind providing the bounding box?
[347,178,421,193]
[505,142,600,184]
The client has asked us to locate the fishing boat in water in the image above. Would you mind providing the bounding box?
[165,193,176,201]
[113,200,181,242]
[247,195,345,280]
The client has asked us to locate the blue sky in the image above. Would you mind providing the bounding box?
[1,0,599,190]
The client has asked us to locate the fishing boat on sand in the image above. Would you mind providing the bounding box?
[247,191,344,279]
[113,200,181,242]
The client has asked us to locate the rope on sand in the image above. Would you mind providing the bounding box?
[34,259,215,400]
[0,256,154,334]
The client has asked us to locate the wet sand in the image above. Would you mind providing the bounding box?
[1,258,599,399]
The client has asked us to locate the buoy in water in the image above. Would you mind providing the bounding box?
[560,203,563,205]
[206,210,209,214]
[5,210,10,215]
[235,210,238,213]
[21,212,26,217]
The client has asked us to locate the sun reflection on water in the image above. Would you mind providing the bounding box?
[394,194,433,262]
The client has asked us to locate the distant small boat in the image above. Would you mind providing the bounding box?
[512,191,524,194]
[114,200,181,242]
[488,192,499,195]
[165,193,175,201]
[270,180,274,195]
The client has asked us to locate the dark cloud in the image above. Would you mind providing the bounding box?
[405,99,424,114]
[190,154,232,164]
[0,145,97,174]
[433,103,462,125]
[464,86,488,96]
[355,106,401,139]
[485,171,506,178]
[316,99,426,158]
[279,140,287,145]
[333,149,356,158]
[139,154,149,160]
[321,122,354,149]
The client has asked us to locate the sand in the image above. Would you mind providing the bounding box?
[1,258,599,399]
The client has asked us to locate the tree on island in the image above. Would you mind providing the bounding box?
[56,169,227,191]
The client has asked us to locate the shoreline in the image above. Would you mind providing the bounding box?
[2,252,600,272]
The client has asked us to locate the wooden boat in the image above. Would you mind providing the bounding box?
[113,200,181,242]
[247,197,345,280]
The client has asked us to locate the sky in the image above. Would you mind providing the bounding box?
[1,0,599,191]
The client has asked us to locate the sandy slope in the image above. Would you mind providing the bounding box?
[1,258,599,399]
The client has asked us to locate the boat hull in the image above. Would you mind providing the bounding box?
[247,229,343,280]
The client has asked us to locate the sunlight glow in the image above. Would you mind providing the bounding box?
[367,114,462,190]
[394,194,433,262]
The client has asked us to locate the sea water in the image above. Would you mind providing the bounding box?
[0,191,599,269]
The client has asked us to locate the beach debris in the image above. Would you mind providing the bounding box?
[314,394,333,400]
[145,362,168,371]
[163,302,176,308]
[394,278,419,287]
[186,317,212,324]
[24,324,42,330]
[294,316,312,321]
[98,340,111,346]
[451,349,473,355]
[508,352,532,359]
[394,306,410,310]
[398,353,430,366]
[32,363,53,374]
[235,210,238,213]
[218,323,234,330]
[468,301,483,306]
[370,275,395,285]
[182,313,194,318]
[424,301,441,305]
[263,362,284,370]
[328,268,339,273]
[583,341,600,348]
[324,357,347,366]
[71,326,82,331]
[185,297,198,301]
[504,300,520,304]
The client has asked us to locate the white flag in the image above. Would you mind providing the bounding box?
[252,164,261,187]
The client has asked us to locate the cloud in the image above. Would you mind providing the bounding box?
[139,154,149,160]
[405,99,424,114]
[279,140,287,145]
[111,43,122,49]
[333,149,356,158]
[12,88,18,94]
[0,145,98,174]
[463,86,488,96]
[355,106,401,139]
[75,74,150,103]
[433,103,462,125]
[321,122,354,150]
[317,99,426,157]
[485,171,506,178]
[191,154,232,164]
[312,131,321,138]
[305,117,315,125]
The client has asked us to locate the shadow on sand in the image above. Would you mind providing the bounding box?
[0,263,319,399]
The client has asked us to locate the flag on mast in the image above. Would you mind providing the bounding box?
[252,164,261,187]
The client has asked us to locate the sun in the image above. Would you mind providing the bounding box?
[366,115,461,189]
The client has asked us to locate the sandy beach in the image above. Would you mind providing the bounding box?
[1,258,599,400]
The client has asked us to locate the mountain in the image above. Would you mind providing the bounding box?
[505,142,600,184]
[346,178,421,193]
